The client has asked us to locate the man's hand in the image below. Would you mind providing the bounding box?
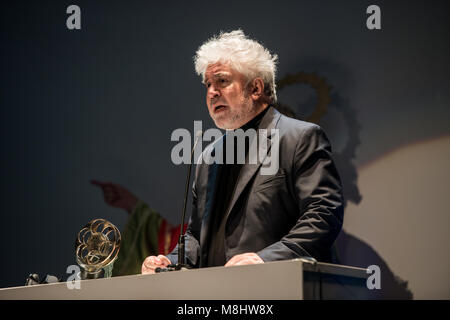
[141,255,172,274]
[224,252,264,267]
[91,180,138,214]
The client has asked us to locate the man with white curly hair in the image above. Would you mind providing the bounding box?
[195,30,278,130]
[142,30,344,273]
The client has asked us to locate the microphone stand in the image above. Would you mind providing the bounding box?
[156,131,202,273]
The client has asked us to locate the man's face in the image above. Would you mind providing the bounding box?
[204,63,256,130]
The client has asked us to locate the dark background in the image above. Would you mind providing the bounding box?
[1,0,449,298]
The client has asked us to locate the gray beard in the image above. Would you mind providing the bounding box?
[217,100,256,130]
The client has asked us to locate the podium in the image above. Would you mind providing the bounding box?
[0,259,370,299]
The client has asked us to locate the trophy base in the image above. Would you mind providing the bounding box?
[79,268,104,280]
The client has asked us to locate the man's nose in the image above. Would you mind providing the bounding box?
[207,85,220,100]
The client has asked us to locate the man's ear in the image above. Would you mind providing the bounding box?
[249,78,264,101]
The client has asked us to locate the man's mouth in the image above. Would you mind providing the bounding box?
[214,105,227,113]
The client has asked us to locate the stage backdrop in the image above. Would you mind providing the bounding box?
[1,0,449,299]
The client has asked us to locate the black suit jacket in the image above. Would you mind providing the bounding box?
[167,107,344,267]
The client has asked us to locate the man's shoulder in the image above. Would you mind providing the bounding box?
[276,112,322,138]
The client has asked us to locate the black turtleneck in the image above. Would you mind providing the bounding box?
[206,106,270,267]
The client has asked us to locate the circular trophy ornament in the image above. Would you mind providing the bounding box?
[75,219,121,279]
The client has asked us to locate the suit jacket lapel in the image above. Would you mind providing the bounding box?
[224,107,281,222]
[199,137,224,259]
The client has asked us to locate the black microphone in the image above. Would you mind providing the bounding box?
[156,130,202,273]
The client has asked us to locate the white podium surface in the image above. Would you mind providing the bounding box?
[0,259,368,300]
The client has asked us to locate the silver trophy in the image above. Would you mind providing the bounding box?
[75,219,121,279]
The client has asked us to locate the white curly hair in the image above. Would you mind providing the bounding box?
[194,29,278,103]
